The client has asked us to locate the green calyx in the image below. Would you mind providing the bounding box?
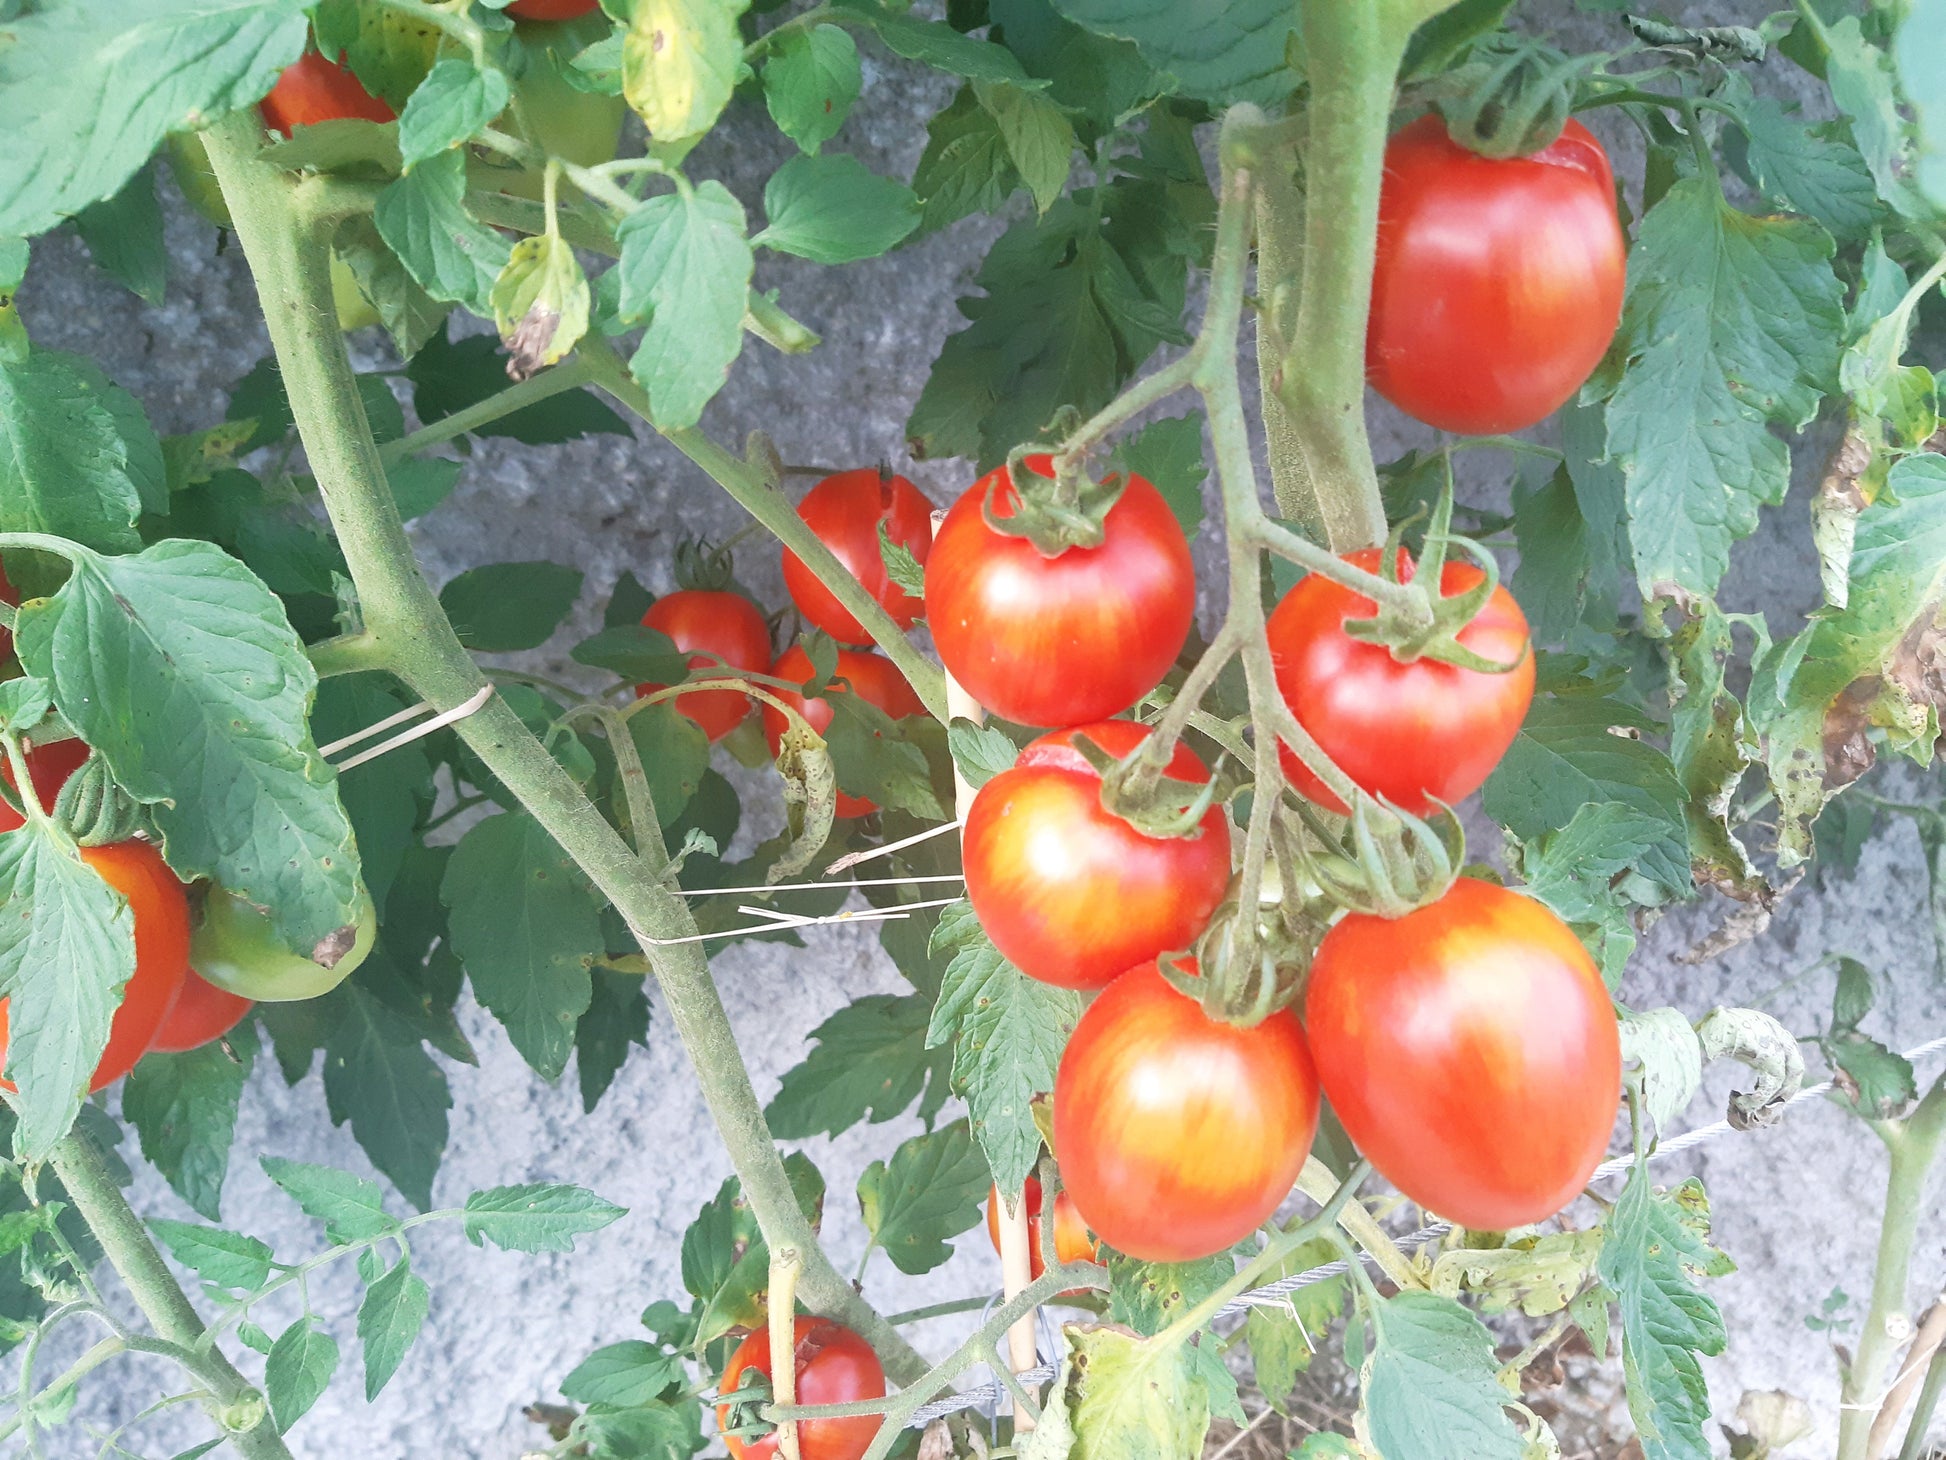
[671,535,738,593]
[1161,855,1330,1027]
[1290,793,1464,920]
[1431,37,1599,159]
[51,754,147,847]
[1070,728,1225,841]
[1342,486,1525,674]
[979,445,1130,557]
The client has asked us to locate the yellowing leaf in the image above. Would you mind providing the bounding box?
[624,0,749,142]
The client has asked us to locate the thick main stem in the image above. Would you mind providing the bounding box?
[46,1134,292,1460]
[1252,138,1322,533]
[199,110,925,1387]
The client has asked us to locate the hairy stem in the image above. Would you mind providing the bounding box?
[1251,127,1321,531]
[200,108,926,1387]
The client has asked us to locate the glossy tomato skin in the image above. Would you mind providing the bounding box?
[1267,547,1533,816]
[781,469,933,646]
[0,841,189,1092]
[716,1316,885,1460]
[964,720,1230,989]
[926,456,1194,729]
[1054,959,1319,1263]
[761,645,925,818]
[260,52,396,134]
[637,591,773,742]
[1368,115,1626,435]
[0,738,91,834]
[985,1177,1098,1285]
[507,0,602,17]
[150,970,253,1054]
[1305,877,1621,1230]
[191,886,377,1003]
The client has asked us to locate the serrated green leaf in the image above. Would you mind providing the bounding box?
[843,3,1036,83]
[766,992,950,1138]
[1045,0,1298,105]
[570,624,690,685]
[1360,1291,1523,1460]
[1242,1239,1345,1408]
[440,561,584,652]
[17,540,362,952]
[824,693,947,820]
[1823,1031,1917,1117]
[1898,0,1946,211]
[462,1182,626,1253]
[74,161,168,306]
[858,1119,987,1275]
[577,967,652,1114]
[331,216,451,362]
[764,24,861,153]
[681,1154,824,1344]
[123,1024,256,1221]
[1107,1250,1236,1336]
[1055,1325,1212,1460]
[756,153,920,264]
[1112,413,1206,538]
[972,79,1075,214]
[1516,801,1669,982]
[1831,955,1877,1032]
[0,0,309,239]
[1736,95,1881,240]
[1667,607,1765,897]
[148,1220,273,1293]
[926,900,1079,1192]
[399,59,511,167]
[376,149,512,316]
[321,983,451,1210]
[948,719,1019,790]
[623,0,747,140]
[911,85,1020,235]
[1824,15,1912,214]
[358,1256,430,1400]
[261,1157,399,1243]
[615,182,752,429]
[0,348,150,553]
[562,1340,686,1407]
[265,1316,339,1433]
[1510,465,1591,645]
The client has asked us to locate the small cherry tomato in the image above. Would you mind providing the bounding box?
[1368,115,1627,435]
[1054,958,1319,1263]
[507,0,602,18]
[1267,547,1533,816]
[1304,877,1621,1230]
[716,1316,885,1460]
[780,469,934,647]
[190,885,377,1003]
[984,1177,1098,1288]
[0,840,189,1092]
[149,970,253,1054]
[761,645,926,819]
[636,590,773,742]
[260,52,396,135]
[963,720,1230,989]
[925,456,1194,728]
[0,738,90,835]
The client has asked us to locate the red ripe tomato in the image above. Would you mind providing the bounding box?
[780,469,933,647]
[1053,959,1319,1263]
[1304,877,1621,1230]
[761,645,925,819]
[149,970,253,1054]
[1267,547,1533,816]
[716,1316,885,1460]
[984,1177,1098,1283]
[925,456,1194,729]
[636,590,773,742]
[0,738,90,835]
[0,840,189,1093]
[507,0,602,18]
[963,720,1230,989]
[1367,115,1626,435]
[260,52,396,135]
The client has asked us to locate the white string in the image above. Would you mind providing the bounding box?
[324,685,494,771]
[824,818,964,874]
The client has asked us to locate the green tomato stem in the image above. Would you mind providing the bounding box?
[377,352,599,467]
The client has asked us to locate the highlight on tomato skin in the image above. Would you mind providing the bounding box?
[715,1316,885,1460]
[1303,876,1623,1232]
[780,468,934,647]
[962,719,1231,989]
[259,52,397,136]
[635,590,773,743]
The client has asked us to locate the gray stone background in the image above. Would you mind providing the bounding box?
[15,2,1946,1455]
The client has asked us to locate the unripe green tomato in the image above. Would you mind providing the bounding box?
[497,18,625,201]
[330,253,383,332]
[191,886,378,1002]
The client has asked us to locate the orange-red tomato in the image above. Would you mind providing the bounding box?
[149,970,253,1054]
[760,645,925,819]
[984,1177,1098,1286]
[1304,877,1621,1230]
[780,469,933,647]
[260,52,396,135]
[716,1316,885,1460]
[636,590,773,742]
[962,720,1230,989]
[1267,547,1533,816]
[925,456,1194,729]
[1053,959,1319,1263]
[0,841,189,1092]
[0,738,90,834]
[507,0,602,17]
[1368,115,1626,435]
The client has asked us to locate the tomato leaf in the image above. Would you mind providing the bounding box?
[0,828,135,1159]
[911,85,1022,236]
[74,161,169,307]
[1113,413,1207,538]
[839,2,1038,84]
[1598,1172,1733,1460]
[0,348,154,554]
[265,1316,340,1433]
[406,329,628,446]
[1732,93,1881,241]
[1044,0,1298,105]
[442,811,604,1082]
[682,1154,825,1344]
[1515,801,1672,983]
[1822,15,1912,215]
[576,967,652,1114]
[147,1220,273,1294]
[375,149,512,316]
[623,0,747,142]
[755,153,921,265]
[462,1182,627,1254]
[948,720,1019,789]
[1052,1325,1212,1460]
[561,1340,686,1407]
[261,1157,400,1244]
[1618,1008,1704,1137]
[321,983,452,1210]
[357,1255,430,1400]
[439,561,584,652]
[1359,1291,1523,1460]
[1107,1250,1237,1336]
[123,1024,257,1222]
[766,992,952,1138]
[1897,0,1946,211]
[926,900,1080,1193]
[1242,1239,1346,1408]
[615,182,753,430]
[763,23,862,154]
[314,678,433,909]
[18,539,364,951]
[971,80,1076,215]
[398,59,511,168]
[490,234,592,377]
[857,1119,988,1275]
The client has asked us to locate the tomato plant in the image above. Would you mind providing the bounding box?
[637,590,773,742]
[780,469,933,646]
[716,1317,885,1460]
[1305,878,1622,1230]
[1367,116,1627,435]
[1267,546,1534,815]
[1053,959,1319,1263]
[984,1177,1097,1281]
[189,886,377,1003]
[0,737,89,834]
[962,719,1230,988]
[149,970,252,1054]
[761,643,925,818]
[925,456,1194,728]
[258,52,395,135]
